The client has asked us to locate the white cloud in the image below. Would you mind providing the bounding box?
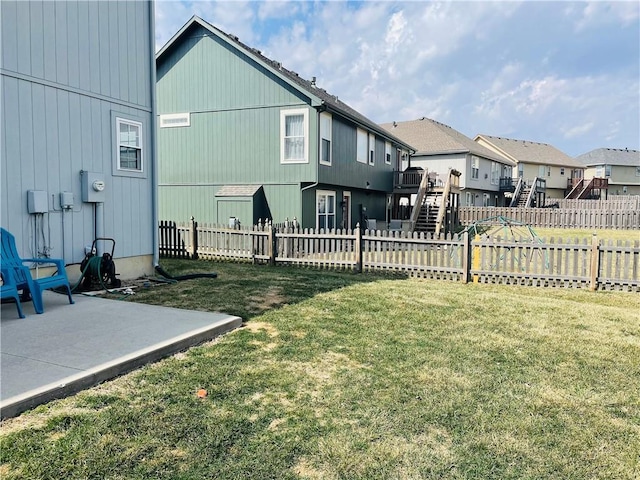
[573,1,640,31]
[155,1,639,155]
[563,121,595,139]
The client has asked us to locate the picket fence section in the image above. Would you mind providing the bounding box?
[159,221,639,292]
[459,207,639,230]
[544,196,640,210]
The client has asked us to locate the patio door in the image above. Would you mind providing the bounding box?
[316,190,336,231]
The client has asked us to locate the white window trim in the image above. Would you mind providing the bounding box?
[316,189,336,231]
[280,108,309,164]
[368,133,375,166]
[116,117,143,173]
[342,191,351,229]
[319,112,332,166]
[385,142,392,165]
[471,156,479,180]
[356,128,368,164]
[465,191,474,206]
[490,162,500,185]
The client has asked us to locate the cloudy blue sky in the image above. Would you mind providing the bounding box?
[155,1,640,157]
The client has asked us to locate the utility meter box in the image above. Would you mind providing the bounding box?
[27,190,48,213]
[81,171,106,203]
[60,191,74,209]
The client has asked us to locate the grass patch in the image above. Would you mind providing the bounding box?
[1,261,639,479]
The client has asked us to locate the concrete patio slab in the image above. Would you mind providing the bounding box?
[1,290,242,418]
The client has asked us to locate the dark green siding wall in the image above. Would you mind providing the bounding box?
[319,115,394,191]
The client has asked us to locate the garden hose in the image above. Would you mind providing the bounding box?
[154,265,217,281]
[70,256,118,293]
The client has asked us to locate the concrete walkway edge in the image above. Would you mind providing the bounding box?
[1,316,242,419]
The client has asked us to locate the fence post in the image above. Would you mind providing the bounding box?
[355,223,362,273]
[269,225,276,266]
[590,233,600,291]
[191,217,199,260]
[461,231,469,284]
[472,234,481,283]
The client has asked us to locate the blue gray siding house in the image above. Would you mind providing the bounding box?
[156,16,414,230]
[1,0,157,279]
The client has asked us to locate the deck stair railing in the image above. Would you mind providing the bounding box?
[509,177,524,207]
[409,169,432,230]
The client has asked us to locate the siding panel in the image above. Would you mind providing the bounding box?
[29,1,44,79]
[42,1,57,82]
[16,1,31,75]
[66,0,80,89]
[54,1,68,86]
[1,1,18,72]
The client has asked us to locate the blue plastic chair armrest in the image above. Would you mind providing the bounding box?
[21,258,66,270]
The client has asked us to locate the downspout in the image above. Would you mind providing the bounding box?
[149,0,159,267]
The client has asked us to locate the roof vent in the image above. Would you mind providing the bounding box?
[393,121,397,127]
[311,76,316,87]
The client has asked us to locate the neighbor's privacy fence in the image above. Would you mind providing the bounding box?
[159,220,639,292]
[459,207,639,230]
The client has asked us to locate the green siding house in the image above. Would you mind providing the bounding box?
[156,16,413,230]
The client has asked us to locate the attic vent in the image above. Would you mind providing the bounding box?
[160,113,191,128]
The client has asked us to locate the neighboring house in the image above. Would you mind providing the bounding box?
[380,118,515,207]
[155,16,414,230]
[474,135,585,200]
[574,148,640,196]
[1,0,157,280]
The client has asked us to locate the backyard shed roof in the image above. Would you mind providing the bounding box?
[156,16,415,152]
[574,148,640,167]
[475,134,583,168]
[380,118,514,165]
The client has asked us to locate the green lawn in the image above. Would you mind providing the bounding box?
[1,260,639,479]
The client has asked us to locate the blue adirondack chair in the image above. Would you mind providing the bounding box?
[1,267,26,318]
[0,227,74,314]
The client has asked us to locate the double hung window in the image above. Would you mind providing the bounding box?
[471,156,479,180]
[356,128,368,164]
[368,133,375,165]
[117,118,143,172]
[281,109,308,163]
[320,112,332,165]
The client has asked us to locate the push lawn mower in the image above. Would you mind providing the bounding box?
[79,237,122,290]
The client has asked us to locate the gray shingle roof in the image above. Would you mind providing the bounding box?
[379,118,514,165]
[157,16,415,152]
[574,148,640,167]
[476,135,583,168]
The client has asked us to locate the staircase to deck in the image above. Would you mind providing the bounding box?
[565,177,608,200]
[414,193,442,233]
[410,169,460,234]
